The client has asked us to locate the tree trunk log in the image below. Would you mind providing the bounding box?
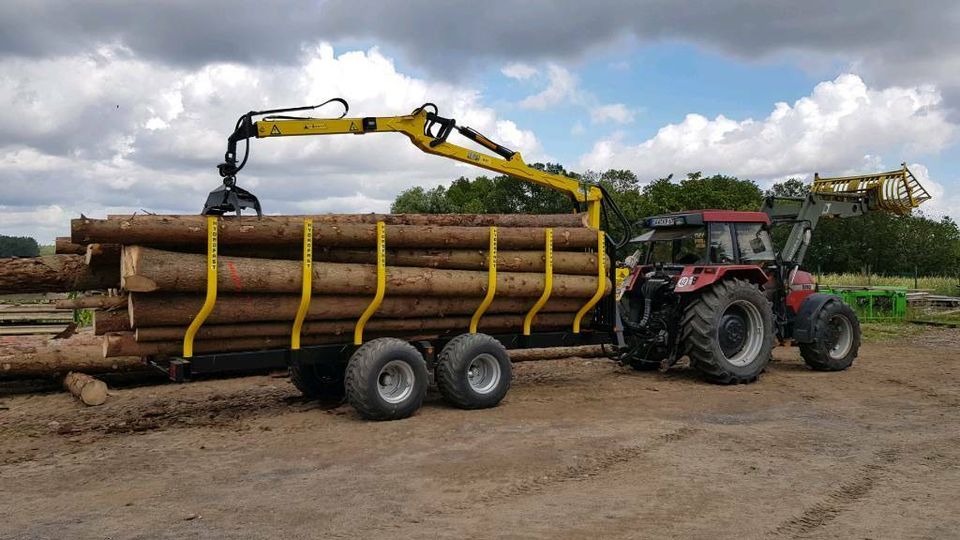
[93,309,131,335]
[84,243,121,267]
[55,237,86,255]
[314,248,607,275]
[0,255,120,294]
[509,345,607,362]
[134,312,576,341]
[0,332,141,377]
[74,217,597,249]
[121,246,610,297]
[127,293,587,327]
[105,213,589,228]
[55,295,128,310]
[63,371,109,406]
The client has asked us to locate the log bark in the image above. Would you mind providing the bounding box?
[103,332,346,358]
[128,293,587,327]
[93,309,131,335]
[134,312,577,341]
[0,255,120,294]
[121,246,611,297]
[84,243,121,267]
[315,248,607,275]
[63,371,108,406]
[55,237,86,255]
[104,213,589,228]
[509,345,607,362]
[0,332,141,377]
[93,244,606,275]
[74,217,597,250]
[55,295,128,310]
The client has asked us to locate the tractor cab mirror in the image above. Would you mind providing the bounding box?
[749,236,766,254]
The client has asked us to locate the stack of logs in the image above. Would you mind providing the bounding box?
[49,213,610,360]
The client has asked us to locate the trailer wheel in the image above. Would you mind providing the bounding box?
[289,361,345,402]
[681,278,774,384]
[345,338,428,421]
[436,333,512,409]
[799,301,861,371]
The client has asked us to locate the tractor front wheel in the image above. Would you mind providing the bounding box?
[799,301,861,371]
[681,278,775,384]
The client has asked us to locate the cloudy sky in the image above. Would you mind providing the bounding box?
[2,0,958,242]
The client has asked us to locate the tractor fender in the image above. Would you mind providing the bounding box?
[791,293,841,343]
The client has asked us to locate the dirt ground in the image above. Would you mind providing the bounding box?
[1,326,958,540]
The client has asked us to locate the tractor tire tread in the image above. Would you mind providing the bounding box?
[799,301,861,371]
[681,278,774,384]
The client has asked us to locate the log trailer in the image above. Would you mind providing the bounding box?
[167,99,930,420]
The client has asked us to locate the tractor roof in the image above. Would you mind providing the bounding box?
[642,210,770,228]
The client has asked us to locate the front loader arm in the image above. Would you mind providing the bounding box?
[210,101,604,228]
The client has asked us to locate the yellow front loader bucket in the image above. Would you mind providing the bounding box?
[812,163,931,215]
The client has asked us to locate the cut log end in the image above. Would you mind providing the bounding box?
[63,371,109,406]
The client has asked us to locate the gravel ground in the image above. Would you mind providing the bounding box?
[1,326,958,539]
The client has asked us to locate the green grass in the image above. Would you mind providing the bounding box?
[38,244,55,256]
[817,273,959,296]
[859,321,926,341]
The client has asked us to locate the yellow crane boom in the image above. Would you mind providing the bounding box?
[207,100,605,228]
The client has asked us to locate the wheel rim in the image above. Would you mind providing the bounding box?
[377,360,415,404]
[467,353,501,395]
[827,314,854,359]
[718,300,764,367]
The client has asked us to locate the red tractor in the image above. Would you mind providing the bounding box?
[616,166,930,383]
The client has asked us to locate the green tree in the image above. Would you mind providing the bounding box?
[0,235,40,257]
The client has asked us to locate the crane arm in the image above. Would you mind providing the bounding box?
[209,100,604,228]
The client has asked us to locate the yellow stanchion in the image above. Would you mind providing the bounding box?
[354,221,386,345]
[523,228,553,335]
[183,216,218,357]
[291,218,313,350]
[573,230,606,333]
[470,226,498,333]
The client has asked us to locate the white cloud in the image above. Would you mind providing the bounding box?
[519,64,579,110]
[579,74,955,186]
[501,62,538,80]
[0,44,543,242]
[590,103,635,124]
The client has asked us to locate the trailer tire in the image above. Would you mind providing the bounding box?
[436,333,512,409]
[681,278,774,384]
[799,300,861,371]
[289,361,345,402]
[345,338,428,421]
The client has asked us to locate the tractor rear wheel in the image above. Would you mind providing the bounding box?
[681,278,774,384]
[799,301,861,371]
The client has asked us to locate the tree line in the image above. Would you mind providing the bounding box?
[391,165,960,276]
[0,235,40,257]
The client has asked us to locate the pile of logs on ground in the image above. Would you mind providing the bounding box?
[1,213,611,381]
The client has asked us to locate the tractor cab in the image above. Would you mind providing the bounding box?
[627,210,775,270]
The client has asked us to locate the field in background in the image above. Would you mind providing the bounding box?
[817,273,959,296]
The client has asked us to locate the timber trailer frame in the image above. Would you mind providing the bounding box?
[145,98,931,420]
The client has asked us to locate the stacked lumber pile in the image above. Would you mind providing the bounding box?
[0,213,609,372]
[0,302,73,336]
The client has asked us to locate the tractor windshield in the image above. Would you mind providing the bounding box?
[634,226,707,265]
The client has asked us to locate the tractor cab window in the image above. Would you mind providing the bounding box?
[637,227,706,265]
[735,223,776,262]
[709,223,736,264]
